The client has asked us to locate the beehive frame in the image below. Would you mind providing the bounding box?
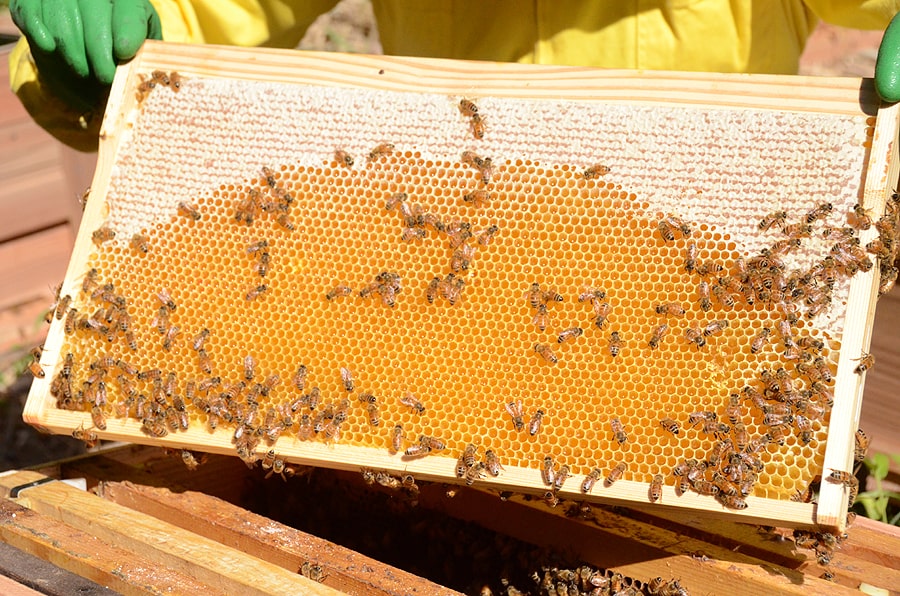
[25,41,900,530]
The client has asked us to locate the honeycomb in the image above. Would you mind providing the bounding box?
[32,60,893,522]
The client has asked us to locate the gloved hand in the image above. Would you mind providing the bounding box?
[876,11,900,103]
[10,0,162,112]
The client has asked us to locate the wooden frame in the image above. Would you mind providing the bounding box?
[23,41,900,531]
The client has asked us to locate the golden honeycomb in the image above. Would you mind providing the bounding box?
[31,56,895,523]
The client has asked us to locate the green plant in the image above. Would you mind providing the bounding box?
[855,453,900,525]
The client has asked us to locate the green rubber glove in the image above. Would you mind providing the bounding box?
[876,11,900,103]
[10,0,162,112]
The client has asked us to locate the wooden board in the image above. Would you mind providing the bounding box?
[23,40,900,532]
[23,445,900,595]
[0,470,341,595]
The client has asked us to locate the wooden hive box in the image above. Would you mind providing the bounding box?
[23,40,900,531]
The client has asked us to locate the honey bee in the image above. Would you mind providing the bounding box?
[470,113,486,139]
[609,416,628,444]
[557,327,583,343]
[92,225,115,245]
[368,143,395,162]
[534,343,558,364]
[655,303,686,317]
[680,242,698,273]
[711,284,736,308]
[531,303,549,331]
[750,327,771,354]
[384,192,409,211]
[605,462,626,486]
[648,323,669,349]
[440,273,465,305]
[465,461,486,486]
[698,281,712,312]
[649,474,664,503]
[177,201,201,221]
[854,352,875,374]
[593,301,612,328]
[91,405,107,430]
[307,386,321,410]
[425,276,441,303]
[851,203,873,230]
[784,222,814,238]
[692,481,720,496]
[245,284,268,300]
[554,464,570,492]
[528,409,544,436]
[578,287,606,303]
[476,225,499,246]
[719,495,748,510]
[403,442,431,458]
[458,98,479,117]
[191,328,210,352]
[130,233,149,254]
[806,202,833,224]
[290,365,308,392]
[27,357,45,378]
[854,428,870,462]
[684,326,706,349]
[155,288,176,312]
[61,352,74,378]
[159,324,179,351]
[607,331,623,357]
[419,435,445,451]
[542,491,560,508]
[338,367,354,392]
[663,214,692,237]
[379,422,400,453]
[366,403,380,427]
[581,468,602,493]
[81,268,99,295]
[484,449,503,476]
[826,469,856,486]
[702,319,729,337]
[334,149,354,168]
[72,424,99,448]
[505,400,525,431]
[758,210,787,231]
[541,456,556,486]
[462,189,491,208]
[524,282,544,309]
[197,376,221,393]
[657,220,675,243]
[450,243,476,272]
[399,392,425,414]
[274,213,295,232]
[659,417,680,435]
[582,163,611,179]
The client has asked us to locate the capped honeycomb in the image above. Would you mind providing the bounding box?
[27,44,898,528]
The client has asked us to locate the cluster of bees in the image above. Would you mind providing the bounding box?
[135,69,184,103]
[642,196,889,513]
[521,566,687,596]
